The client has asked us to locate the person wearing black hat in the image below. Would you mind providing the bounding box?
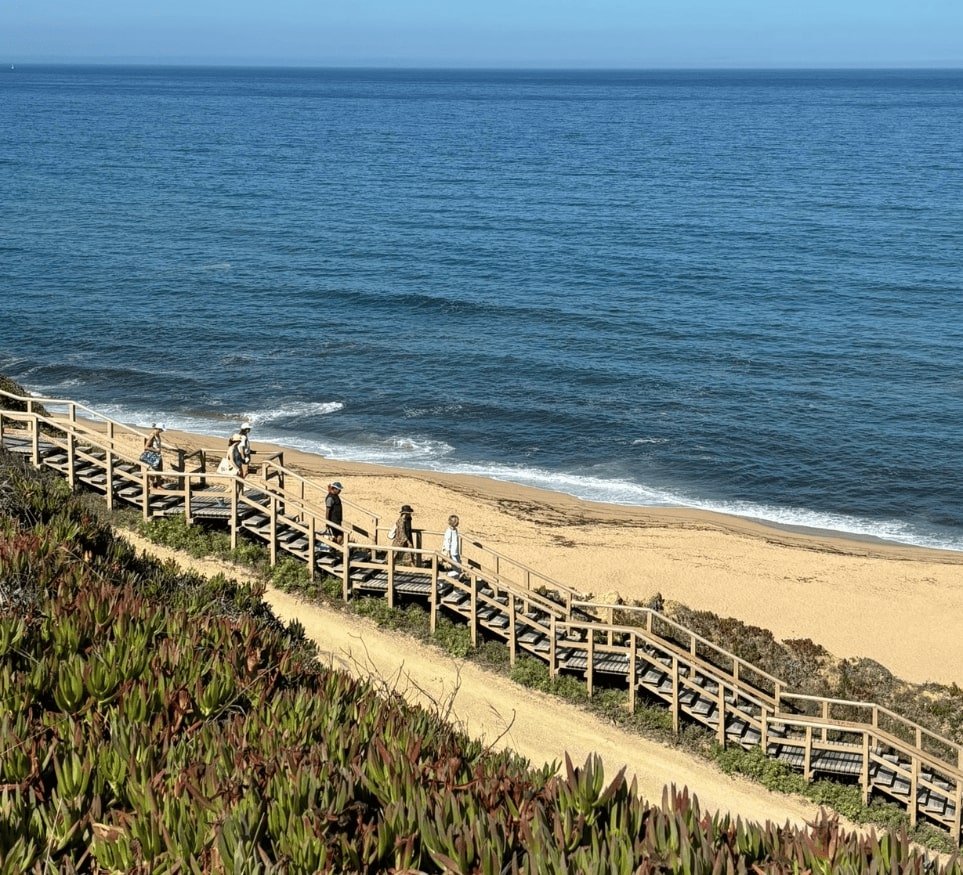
[325,482,344,545]
[391,504,415,565]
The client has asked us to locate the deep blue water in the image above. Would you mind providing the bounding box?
[2,66,962,550]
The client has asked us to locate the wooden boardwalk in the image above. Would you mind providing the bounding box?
[2,389,962,841]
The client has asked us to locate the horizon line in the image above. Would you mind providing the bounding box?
[6,61,963,72]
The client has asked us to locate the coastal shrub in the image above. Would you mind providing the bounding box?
[588,688,676,736]
[474,639,511,669]
[319,573,343,600]
[508,658,588,702]
[432,616,473,658]
[229,538,269,568]
[511,656,552,690]
[271,556,311,590]
[0,375,47,415]
[137,515,226,558]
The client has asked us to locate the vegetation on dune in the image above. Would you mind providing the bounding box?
[0,375,46,415]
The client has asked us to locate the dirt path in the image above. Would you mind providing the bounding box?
[120,531,832,832]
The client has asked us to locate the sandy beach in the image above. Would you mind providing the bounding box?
[129,423,963,688]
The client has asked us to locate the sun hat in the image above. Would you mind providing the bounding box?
[400,504,414,513]
[329,481,343,491]
[240,422,252,431]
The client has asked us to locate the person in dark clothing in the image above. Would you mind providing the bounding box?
[325,481,344,544]
[391,504,415,565]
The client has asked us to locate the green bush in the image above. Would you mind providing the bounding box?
[271,557,310,590]
[432,617,473,657]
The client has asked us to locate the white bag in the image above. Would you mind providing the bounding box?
[387,526,397,540]
[217,457,236,475]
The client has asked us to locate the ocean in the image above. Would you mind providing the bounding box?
[2,66,961,551]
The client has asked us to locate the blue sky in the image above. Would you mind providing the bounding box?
[3,0,961,68]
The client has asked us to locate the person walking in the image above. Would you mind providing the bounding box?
[325,481,344,545]
[441,514,462,578]
[218,435,246,479]
[141,425,164,488]
[391,504,415,565]
[230,422,253,478]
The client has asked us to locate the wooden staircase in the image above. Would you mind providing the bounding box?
[2,389,961,841]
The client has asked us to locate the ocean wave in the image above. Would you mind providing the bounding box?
[278,433,454,466]
[403,403,465,418]
[241,401,344,425]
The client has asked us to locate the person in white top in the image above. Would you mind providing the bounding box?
[441,514,462,578]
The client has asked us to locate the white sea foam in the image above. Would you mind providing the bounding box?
[241,401,344,426]
[279,433,454,466]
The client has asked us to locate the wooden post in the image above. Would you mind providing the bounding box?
[508,592,517,666]
[387,548,395,610]
[549,616,557,679]
[105,448,114,511]
[861,732,871,805]
[822,700,829,742]
[31,417,39,466]
[341,538,350,601]
[429,555,438,634]
[66,431,76,488]
[469,576,478,647]
[774,682,782,714]
[269,494,278,567]
[228,479,238,548]
[717,681,726,747]
[803,726,813,782]
[184,475,192,523]
[760,707,769,755]
[671,655,680,736]
[142,473,150,522]
[586,631,594,698]
[628,634,637,714]
[953,783,962,844]
[910,757,919,826]
[307,518,316,581]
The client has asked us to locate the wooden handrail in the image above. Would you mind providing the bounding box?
[574,601,787,691]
